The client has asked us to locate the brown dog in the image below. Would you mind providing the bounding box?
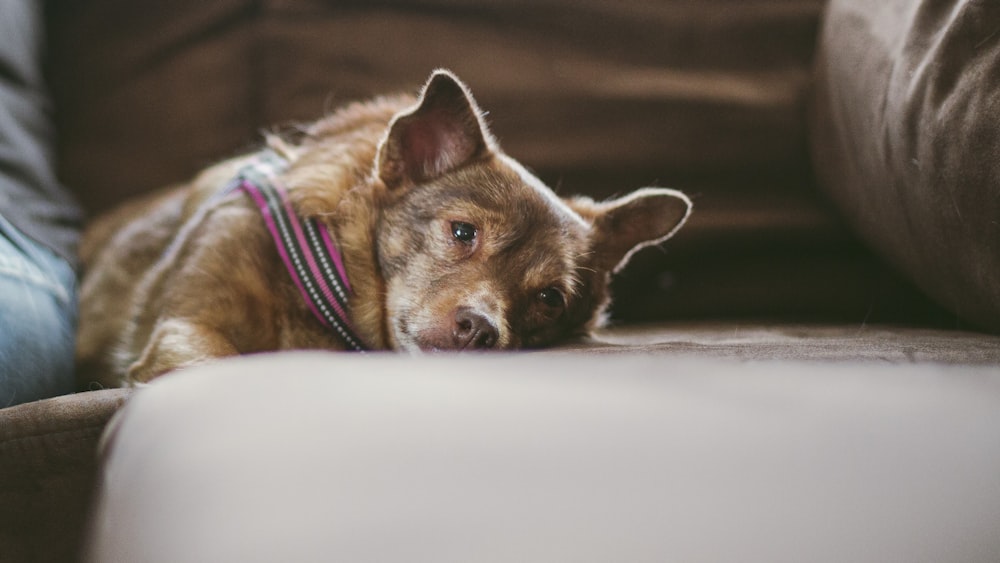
[75,70,691,388]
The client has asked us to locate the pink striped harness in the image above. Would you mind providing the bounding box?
[224,150,368,351]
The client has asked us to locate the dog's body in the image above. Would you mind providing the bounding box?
[76,71,691,388]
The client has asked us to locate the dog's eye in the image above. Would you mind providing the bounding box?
[451,221,477,244]
[538,287,565,309]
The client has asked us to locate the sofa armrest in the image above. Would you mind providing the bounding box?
[0,389,132,563]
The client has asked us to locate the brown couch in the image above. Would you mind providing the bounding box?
[2,0,999,561]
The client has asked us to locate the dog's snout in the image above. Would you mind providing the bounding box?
[453,307,499,350]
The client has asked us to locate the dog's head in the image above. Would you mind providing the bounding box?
[374,70,691,352]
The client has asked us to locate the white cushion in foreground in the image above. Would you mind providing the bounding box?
[87,352,1000,562]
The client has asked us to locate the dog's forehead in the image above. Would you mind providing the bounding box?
[482,156,591,291]
[495,154,589,230]
[417,156,591,290]
[487,158,589,257]
[429,155,589,238]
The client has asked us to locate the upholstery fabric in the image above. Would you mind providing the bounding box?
[3,322,999,562]
[570,322,1000,364]
[46,0,956,324]
[86,352,1000,562]
[0,388,132,563]
[47,0,823,215]
[811,0,1000,332]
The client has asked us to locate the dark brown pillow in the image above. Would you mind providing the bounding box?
[810,0,1000,332]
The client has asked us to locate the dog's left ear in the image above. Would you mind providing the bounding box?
[377,70,493,189]
[571,188,692,274]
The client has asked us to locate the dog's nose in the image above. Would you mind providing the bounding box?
[453,307,499,350]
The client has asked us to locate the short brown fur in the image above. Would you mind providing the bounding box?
[76,71,691,388]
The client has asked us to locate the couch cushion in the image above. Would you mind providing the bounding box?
[0,389,132,563]
[3,321,997,561]
[86,352,1000,562]
[810,0,1000,332]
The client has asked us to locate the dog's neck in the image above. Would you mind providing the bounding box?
[284,143,393,350]
[323,184,390,350]
[228,150,373,350]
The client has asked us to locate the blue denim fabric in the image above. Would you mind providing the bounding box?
[0,213,77,407]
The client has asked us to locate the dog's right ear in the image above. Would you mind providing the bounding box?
[376,70,494,189]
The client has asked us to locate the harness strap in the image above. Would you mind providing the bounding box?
[224,150,368,352]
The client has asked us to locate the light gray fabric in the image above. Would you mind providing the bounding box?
[87,352,1000,562]
[5,322,995,563]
